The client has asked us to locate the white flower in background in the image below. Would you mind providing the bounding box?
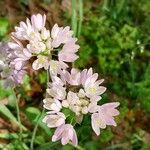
[8,38,31,71]
[0,42,26,87]
[43,111,65,128]
[52,124,78,146]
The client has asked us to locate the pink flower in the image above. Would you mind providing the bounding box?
[91,113,106,135]
[51,24,73,48]
[61,68,81,86]
[32,55,49,70]
[27,41,46,54]
[12,14,46,40]
[43,98,62,112]
[8,40,31,70]
[12,18,33,40]
[91,102,120,135]
[43,111,65,128]
[46,84,66,100]
[67,91,79,106]
[83,72,106,100]
[41,27,50,40]
[51,24,79,63]
[0,42,27,87]
[49,60,68,76]
[80,68,93,85]
[58,38,79,62]
[50,76,65,87]
[52,124,78,146]
[12,69,26,84]
[31,14,46,31]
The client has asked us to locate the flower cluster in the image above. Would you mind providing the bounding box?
[43,68,119,146]
[0,14,120,147]
[5,14,79,86]
[0,42,25,87]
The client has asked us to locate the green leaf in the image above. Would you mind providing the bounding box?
[0,18,9,38]
[36,142,60,150]
[36,112,52,136]
[0,133,28,139]
[26,108,52,135]
[26,107,41,121]
[0,104,27,131]
[99,129,114,143]
[84,141,100,150]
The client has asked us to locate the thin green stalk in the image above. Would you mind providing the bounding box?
[69,143,85,150]
[102,0,109,11]
[13,89,23,141]
[16,96,23,141]
[77,0,83,37]
[71,0,77,68]
[30,70,49,150]
[72,0,77,36]
[30,108,45,150]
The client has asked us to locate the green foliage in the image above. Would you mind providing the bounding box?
[137,63,150,112]
[0,0,150,149]
[0,81,14,99]
[0,104,27,131]
[25,107,52,136]
[99,129,114,143]
[75,0,150,105]
[19,0,29,6]
[0,17,9,39]
[84,141,100,150]
[22,75,31,91]
[37,71,47,84]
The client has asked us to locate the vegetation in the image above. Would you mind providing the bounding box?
[0,0,150,149]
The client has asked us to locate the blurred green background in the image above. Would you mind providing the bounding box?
[0,0,150,150]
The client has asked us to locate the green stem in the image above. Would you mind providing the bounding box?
[72,0,77,36]
[77,0,83,37]
[30,108,45,150]
[69,143,85,150]
[30,69,49,150]
[13,89,23,141]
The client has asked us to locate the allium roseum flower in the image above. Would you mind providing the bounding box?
[91,102,120,135]
[1,13,120,147]
[52,124,78,146]
[0,42,26,87]
[10,13,79,72]
[43,111,66,128]
[43,68,120,146]
[43,97,62,112]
